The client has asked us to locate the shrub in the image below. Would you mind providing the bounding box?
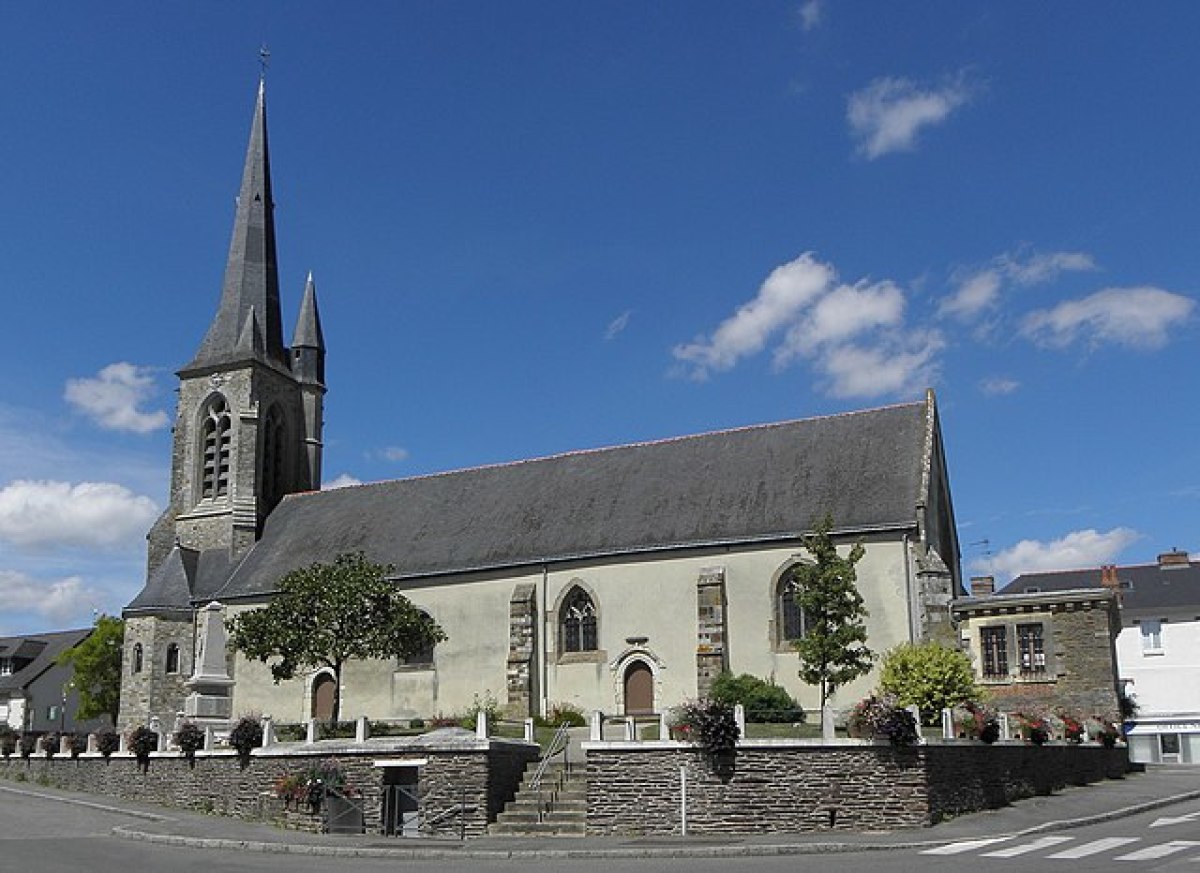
[670,699,740,757]
[848,693,920,746]
[41,732,60,757]
[95,728,120,758]
[879,642,978,725]
[408,718,426,730]
[174,721,205,762]
[67,734,88,758]
[954,701,999,743]
[127,725,158,768]
[1015,712,1050,745]
[229,715,263,767]
[459,691,500,731]
[18,734,37,758]
[0,726,18,757]
[543,702,587,728]
[710,673,804,723]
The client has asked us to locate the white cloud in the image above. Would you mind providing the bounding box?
[1005,251,1096,286]
[381,446,410,463]
[940,270,1001,321]
[847,75,970,160]
[799,0,822,31]
[0,480,158,550]
[605,310,633,340]
[0,569,102,624]
[977,527,1140,583]
[672,253,834,379]
[774,280,905,368]
[818,330,943,399]
[64,363,168,434]
[324,474,363,490]
[980,377,1020,396]
[1022,286,1195,350]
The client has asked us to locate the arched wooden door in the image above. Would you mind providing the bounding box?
[312,673,336,722]
[623,661,654,715]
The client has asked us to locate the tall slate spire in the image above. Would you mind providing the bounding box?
[183,80,286,374]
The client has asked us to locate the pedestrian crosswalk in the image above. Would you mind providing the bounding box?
[921,835,1200,862]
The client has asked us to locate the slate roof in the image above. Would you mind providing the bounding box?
[182,80,287,375]
[125,546,238,617]
[1006,560,1200,613]
[0,629,91,694]
[212,398,936,600]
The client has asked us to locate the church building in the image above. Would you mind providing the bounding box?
[119,83,962,731]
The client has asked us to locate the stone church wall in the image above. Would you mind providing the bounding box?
[585,740,1129,835]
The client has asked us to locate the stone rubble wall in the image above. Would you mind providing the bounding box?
[0,741,538,837]
[586,741,1130,835]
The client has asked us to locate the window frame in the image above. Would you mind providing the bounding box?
[558,586,598,654]
[980,625,1009,679]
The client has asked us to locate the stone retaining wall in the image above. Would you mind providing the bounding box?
[0,736,538,837]
[586,740,1129,835]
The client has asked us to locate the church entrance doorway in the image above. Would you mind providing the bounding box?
[312,673,336,722]
[623,660,654,715]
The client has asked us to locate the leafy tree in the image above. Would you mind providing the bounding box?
[227,552,446,724]
[789,515,874,710]
[56,615,124,726]
[879,641,978,725]
[710,673,804,723]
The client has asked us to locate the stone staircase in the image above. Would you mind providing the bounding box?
[489,759,587,836]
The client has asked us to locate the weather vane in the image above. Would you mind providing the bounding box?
[259,44,271,79]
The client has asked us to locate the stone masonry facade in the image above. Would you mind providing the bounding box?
[585,741,1129,835]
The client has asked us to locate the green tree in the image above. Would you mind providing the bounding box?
[56,614,123,726]
[227,552,446,724]
[710,673,804,723]
[879,641,979,725]
[789,515,874,710]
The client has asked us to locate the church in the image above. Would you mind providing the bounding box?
[118,83,963,732]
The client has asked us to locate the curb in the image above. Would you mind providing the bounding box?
[106,786,1200,860]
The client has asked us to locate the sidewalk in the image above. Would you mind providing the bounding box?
[10,765,1200,860]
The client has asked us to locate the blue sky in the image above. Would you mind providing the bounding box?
[1,2,1197,635]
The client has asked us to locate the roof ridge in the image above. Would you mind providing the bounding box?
[303,399,926,499]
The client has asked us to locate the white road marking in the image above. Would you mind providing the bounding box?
[981,835,1075,857]
[1151,811,1200,828]
[1115,840,1200,861]
[1046,837,1141,859]
[920,837,1012,855]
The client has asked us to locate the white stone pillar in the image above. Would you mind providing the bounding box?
[261,715,275,747]
[87,733,98,754]
[734,703,746,742]
[306,718,318,745]
[523,718,535,743]
[589,710,603,742]
[659,711,671,742]
[624,716,636,741]
[59,735,70,755]
[821,705,835,742]
[999,712,1011,740]
[355,715,369,743]
[475,710,487,739]
[942,708,954,739]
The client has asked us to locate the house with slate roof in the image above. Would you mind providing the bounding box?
[0,628,110,734]
[118,81,963,731]
[1007,550,1200,764]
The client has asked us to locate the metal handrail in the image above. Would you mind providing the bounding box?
[530,721,572,822]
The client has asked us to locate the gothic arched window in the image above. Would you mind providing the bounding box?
[164,643,180,675]
[260,404,287,513]
[559,587,597,653]
[200,397,232,499]
[132,643,144,674]
[777,570,809,644]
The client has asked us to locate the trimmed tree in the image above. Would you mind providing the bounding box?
[879,641,979,725]
[789,515,874,710]
[56,614,124,726]
[227,552,446,724]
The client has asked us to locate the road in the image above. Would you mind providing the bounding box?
[3,787,1200,873]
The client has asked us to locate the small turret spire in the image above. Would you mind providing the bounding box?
[291,272,325,386]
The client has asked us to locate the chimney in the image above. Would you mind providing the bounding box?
[969,576,995,597]
[1158,549,1191,570]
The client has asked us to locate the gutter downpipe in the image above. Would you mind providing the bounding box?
[541,564,550,719]
[903,532,917,643]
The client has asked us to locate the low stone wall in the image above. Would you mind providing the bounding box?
[585,740,1130,835]
[0,732,538,837]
